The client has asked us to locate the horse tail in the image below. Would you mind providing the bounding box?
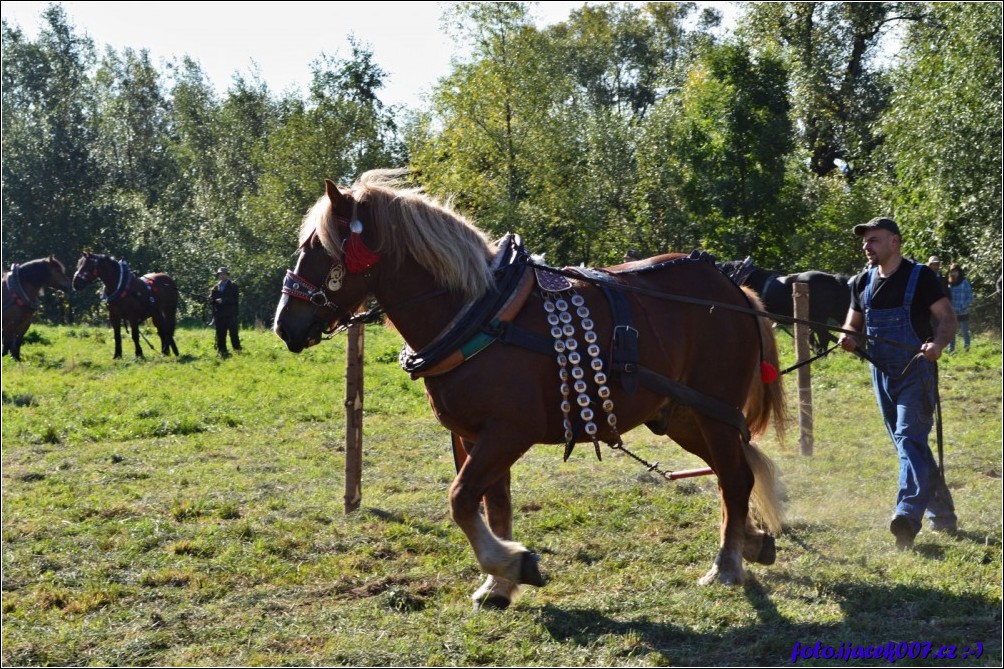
[743,439,784,534]
[740,286,788,442]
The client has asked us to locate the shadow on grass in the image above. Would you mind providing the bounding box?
[535,580,1000,665]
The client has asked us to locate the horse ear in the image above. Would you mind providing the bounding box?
[325,178,357,225]
[325,179,345,208]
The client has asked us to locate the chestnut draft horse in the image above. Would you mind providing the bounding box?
[73,252,179,358]
[2,256,73,361]
[720,259,852,354]
[274,171,788,609]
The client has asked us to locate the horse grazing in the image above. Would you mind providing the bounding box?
[2,256,73,361]
[720,259,851,354]
[72,252,180,358]
[274,171,788,609]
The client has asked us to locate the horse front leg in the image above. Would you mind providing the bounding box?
[111,315,123,359]
[470,469,523,610]
[449,431,545,593]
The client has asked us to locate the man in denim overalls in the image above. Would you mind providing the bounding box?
[838,217,959,549]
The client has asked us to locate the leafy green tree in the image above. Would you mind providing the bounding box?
[1,6,100,270]
[243,42,404,323]
[410,3,567,250]
[412,2,715,266]
[739,2,913,179]
[877,2,1002,292]
[669,42,793,266]
[90,47,176,273]
[541,2,708,264]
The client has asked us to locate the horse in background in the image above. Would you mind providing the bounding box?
[274,172,788,609]
[719,260,851,354]
[72,252,179,358]
[2,256,73,361]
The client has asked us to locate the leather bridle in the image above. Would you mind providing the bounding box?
[280,262,362,336]
[73,256,101,290]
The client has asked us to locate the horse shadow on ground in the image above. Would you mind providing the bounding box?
[534,524,1001,665]
[534,578,999,665]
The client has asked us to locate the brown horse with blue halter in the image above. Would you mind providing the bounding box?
[274,171,788,609]
[2,256,73,361]
[73,252,180,359]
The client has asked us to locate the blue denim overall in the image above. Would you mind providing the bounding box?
[864,264,956,531]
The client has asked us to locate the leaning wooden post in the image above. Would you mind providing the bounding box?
[792,282,813,456]
[344,323,364,512]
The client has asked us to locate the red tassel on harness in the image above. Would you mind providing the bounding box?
[760,360,779,384]
[345,232,380,274]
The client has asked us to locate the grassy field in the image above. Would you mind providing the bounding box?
[3,322,1001,666]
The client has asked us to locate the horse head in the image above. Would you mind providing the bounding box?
[72,252,101,291]
[46,256,73,292]
[276,170,499,353]
[273,180,374,352]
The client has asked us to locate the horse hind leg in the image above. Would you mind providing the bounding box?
[111,316,124,359]
[5,336,21,361]
[151,307,176,356]
[670,415,753,586]
[130,321,143,358]
[163,310,179,356]
[739,440,783,565]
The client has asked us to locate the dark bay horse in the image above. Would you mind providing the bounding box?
[274,171,788,609]
[73,252,179,358]
[2,256,73,361]
[719,260,851,354]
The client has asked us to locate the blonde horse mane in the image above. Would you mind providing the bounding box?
[299,169,496,301]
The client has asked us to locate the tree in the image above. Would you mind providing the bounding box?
[739,2,914,179]
[877,2,1002,291]
[669,42,793,266]
[242,41,404,323]
[1,6,100,270]
[91,46,175,272]
[410,3,568,252]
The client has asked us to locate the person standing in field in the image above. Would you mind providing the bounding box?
[209,267,242,356]
[838,217,958,549]
[947,263,973,353]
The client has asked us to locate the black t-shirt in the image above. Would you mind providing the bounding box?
[848,259,949,342]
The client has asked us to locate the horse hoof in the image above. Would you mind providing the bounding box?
[756,534,776,565]
[519,551,547,587]
[474,595,511,611]
[699,564,744,586]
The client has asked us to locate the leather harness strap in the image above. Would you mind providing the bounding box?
[6,265,40,311]
[567,267,640,394]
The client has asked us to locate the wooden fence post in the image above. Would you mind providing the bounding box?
[792,282,814,456]
[344,323,364,513]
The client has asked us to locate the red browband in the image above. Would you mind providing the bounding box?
[337,216,380,274]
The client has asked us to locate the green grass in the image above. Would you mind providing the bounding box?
[3,323,1001,666]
